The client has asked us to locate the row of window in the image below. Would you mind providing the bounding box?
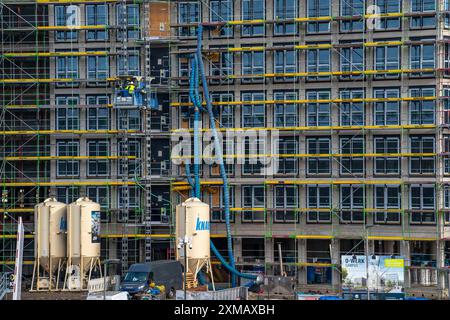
[207,184,450,225]
[56,140,140,177]
[180,87,438,127]
[180,44,437,82]
[55,4,140,41]
[178,0,444,36]
[55,52,140,84]
[182,135,437,175]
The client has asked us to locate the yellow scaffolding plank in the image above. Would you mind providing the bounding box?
[172,124,436,133]
[0,261,34,265]
[0,129,138,135]
[0,77,118,84]
[172,153,436,160]
[37,25,108,31]
[1,235,34,239]
[100,234,173,239]
[224,68,436,79]
[0,208,34,213]
[296,235,334,239]
[170,96,436,107]
[2,155,136,161]
[2,51,109,58]
[1,181,136,187]
[265,179,403,185]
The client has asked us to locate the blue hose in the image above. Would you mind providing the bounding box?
[210,242,257,280]
[196,24,236,287]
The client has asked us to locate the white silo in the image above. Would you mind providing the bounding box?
[176,197,214,289]
[31,197,67,291]
[63,197,102,291]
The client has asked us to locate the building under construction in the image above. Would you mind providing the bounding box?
[2,0,450,299]
[170,0,450,298]
[0,0,173,278]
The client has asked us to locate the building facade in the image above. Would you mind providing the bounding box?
[171,0,450,298]
[0,1,172,277]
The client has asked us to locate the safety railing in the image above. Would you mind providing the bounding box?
[0,273,10,301]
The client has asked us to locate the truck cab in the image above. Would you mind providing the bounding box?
[119,260,183,298]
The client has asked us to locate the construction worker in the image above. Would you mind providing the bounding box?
[125,81,135,96]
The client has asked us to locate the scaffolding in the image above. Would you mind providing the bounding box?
[169,0,450,297]
[0,0,173,280]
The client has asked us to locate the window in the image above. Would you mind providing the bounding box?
[375,46,400,79]
[340,0,364,32]
[55,6,77,41]
[374,136,400,174]
[118,185,140,208]
[243,137,266,175]
[276,137,298,174]
[340,47,364,79]
[87,95,109,130]
[242,92,265,127]
[409,87,435,124]
[116,4,140,40]
[444,186,450,223]
[445,43,450,77]
[119,139,141,176]
[340,185,364,223]
[307,90,330,126]
[242,186,265,222]
[410,185,435,224]
[274,49,296,81]
[178,55,190,85]
[210,0,233,36]
[57,187,79,203]
[117,109,140,130]
[373,88,400,125]
[307,137,331,174]
[56,95,79,130]
[410,0,436,28]
[210,186,235,222]
[410,136,435,174]
[307,185,331,223]
[242,51,264,83]
[210,51,233,84]
[117,51,139,76]
[446,0,450,28]
[340,90,364,126]
[87,186,109,208]
[274,0,297,35]
[443,87,450,125]
[212,93,234,128]
[410,43,435,76]
[307,0,330,33]
[307,48,330,80]
[374,185,401,224]
[56,55,79,87]
[87,54,109,85]
[86,4,108,40]
[57,140,79,177]
[274,91,298,127]
[242,0,265,36]
[178,2,200,36]
[443,136,450,174]
[87,140,109,177]
[340,136,364,174]
[375,0,401,30]
[274,186,298,222]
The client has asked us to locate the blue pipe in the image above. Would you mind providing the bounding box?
[196,24,236,287]
[210,242,257,280]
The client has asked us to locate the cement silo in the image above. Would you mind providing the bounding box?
[31,198,67,291]
[176,198,214,289]
[63,197,102,291]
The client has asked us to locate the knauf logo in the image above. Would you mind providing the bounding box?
[195,216,209,231]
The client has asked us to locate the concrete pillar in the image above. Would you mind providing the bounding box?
[401,241,411,288]
[297,239,307,285]
[331,239,341,289]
